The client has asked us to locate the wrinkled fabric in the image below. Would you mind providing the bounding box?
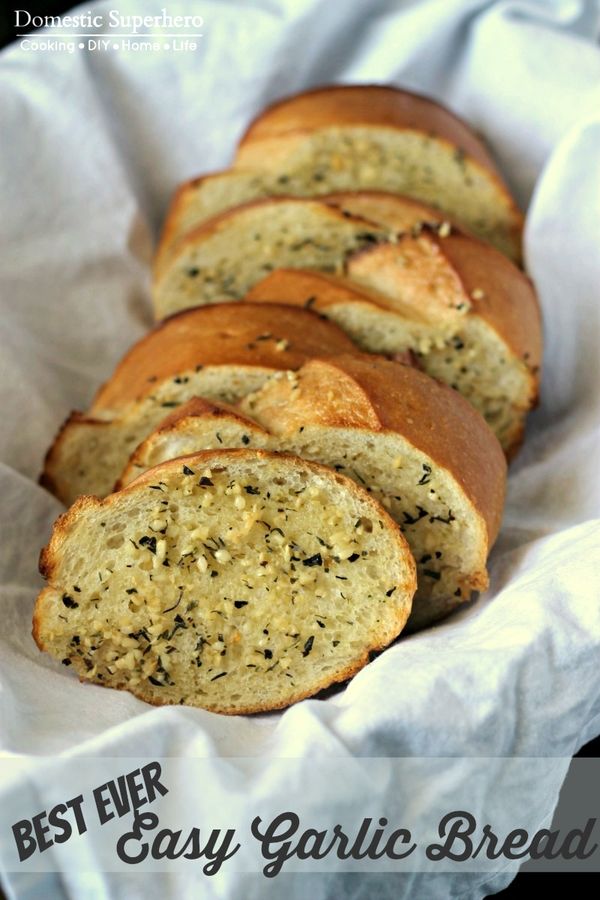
[0,1,599,897]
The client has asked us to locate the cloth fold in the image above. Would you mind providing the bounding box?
[1,1,599,897]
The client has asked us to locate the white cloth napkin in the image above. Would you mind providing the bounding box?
[1,1,599,897]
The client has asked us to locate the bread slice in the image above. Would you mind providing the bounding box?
[152,197,391,320]
[41,303,355,505]
[245,226,542,455]
[33,449,416,714]
[156,87,522,266]
[117,356,506,630]
[156,182,446,276]
[234,84,523,262]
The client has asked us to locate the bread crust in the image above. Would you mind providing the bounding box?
[434,228,542,377]
[245,223,542,412]
[247,355,507,548]
[152,195,387,288]
[122,356,506,555]
[114,397,269,491]
[90,301,355,413]
[235,85,523,255]
[344,225,542,378]
[322,189,449,231]
[155,182,448,277]
[40,411,106,499]
[34,449,416,715]
[238,84,504,174]
[155,169,231,274]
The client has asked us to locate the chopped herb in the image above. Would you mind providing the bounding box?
[244,485,260,495]
[303,553,323,568]
[423,569,441,581]
[61,658,72,666]
[403,507,428,525]
[418,464,432,486]
[302,636,314,657]
[241,434,250,445]
[139,535,157,554]
[347,553,360,563]
[187,267,199,278]
[62,594,78,609]
[182,465,195,475]
[199,476,214,486]
[430,511,455,524]
[211,672,227,681]
[264,649,273,660]
[385,587,397,597]
[162,591,183,613]
[234,600,248,609]
[125,588,138,595]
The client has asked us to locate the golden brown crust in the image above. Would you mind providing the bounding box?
[154,170,231,272]
[34,448,416,714]
[235,85,523,262]
[90,301,355,413]
[37,493,103,584]
[246,267,392,311]
[114,398,268,491]
[244,221,542,386]
[238,84,503,175]
[322,190,449,231]
[251,356,507,546]
[144,395,253,431]
[39,412,107,499]
[347,225,542,375]
[435,229,542,375]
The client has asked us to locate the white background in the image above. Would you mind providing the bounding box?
[0,1,599,898]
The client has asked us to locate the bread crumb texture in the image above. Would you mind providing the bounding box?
[119,357,506,631]
[34,451,416,714]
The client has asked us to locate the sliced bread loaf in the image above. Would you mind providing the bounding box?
[152,197,391,319]
[117,356,507,630]
[156,87,521,266]
[245,226,542,455]
[41,303,355,505]
[156,181,446,276]
[33,449,416,714]
[234,84,523,261]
